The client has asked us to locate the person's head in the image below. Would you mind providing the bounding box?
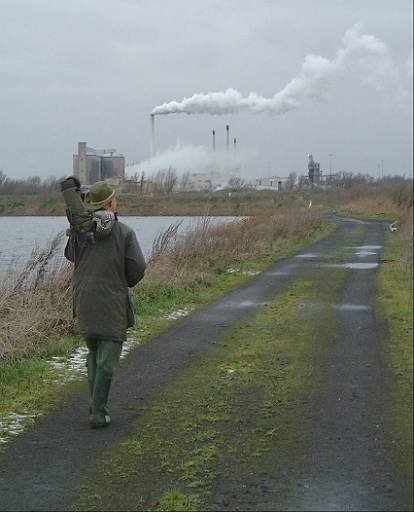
[87,181,118,213]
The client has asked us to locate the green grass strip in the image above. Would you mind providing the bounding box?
[377,229,413,507]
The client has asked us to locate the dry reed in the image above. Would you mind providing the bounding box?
[145,206,326,286]
[0,234,73,359]
[1,206,325,360]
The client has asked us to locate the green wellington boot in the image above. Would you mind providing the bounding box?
[86,351,97,416]
[89,368,112,429]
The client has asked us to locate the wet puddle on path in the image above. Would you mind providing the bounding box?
[323,263,379,270]
[297,302,371,312]
[353,245,382,250]
[354,251,377,257]
[236,300,268,308]
[295,253,320,259]
[332,304,371,311]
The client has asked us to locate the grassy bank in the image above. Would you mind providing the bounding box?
[1,181,411,218]
[377,213,413,506]
[0,208,334,444]
[0,190,306,216]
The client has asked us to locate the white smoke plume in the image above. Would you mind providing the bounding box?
[152,24,397,116]
[127,144,242,184]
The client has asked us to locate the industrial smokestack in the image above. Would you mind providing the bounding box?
[226,125,230,154]
[212,130,216,152]
[77,142,87,184]
[150,114,155,159]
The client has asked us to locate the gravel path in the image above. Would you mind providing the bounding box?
[0,218,405,511]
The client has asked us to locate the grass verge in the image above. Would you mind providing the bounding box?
[377,229,413,507]
[332,205,397,222]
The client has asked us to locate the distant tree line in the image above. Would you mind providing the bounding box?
[0,171,63,195]
[0,168,411,207]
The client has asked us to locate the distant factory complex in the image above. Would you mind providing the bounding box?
[73,142,125,185]
[74,131,337,192]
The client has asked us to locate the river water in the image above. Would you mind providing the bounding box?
[0,215,238,272]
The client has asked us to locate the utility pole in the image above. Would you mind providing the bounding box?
[381,160,384,180]
[329,153,333,174]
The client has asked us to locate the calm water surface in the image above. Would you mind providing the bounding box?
[0,216,238,271]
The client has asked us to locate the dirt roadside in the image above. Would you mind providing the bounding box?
[0,218,409,511]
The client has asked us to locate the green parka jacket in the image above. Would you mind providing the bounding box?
[64,219,146,341]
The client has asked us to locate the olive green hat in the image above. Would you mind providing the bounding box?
[87,181,117,208]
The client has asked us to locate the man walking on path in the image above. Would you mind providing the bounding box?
[65,181,146,429]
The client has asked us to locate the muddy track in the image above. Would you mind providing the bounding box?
[0,218,405,511]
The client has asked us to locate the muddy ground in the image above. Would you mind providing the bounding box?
[0,217,411,511]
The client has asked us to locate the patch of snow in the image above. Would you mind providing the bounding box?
[0,411,40,445]
[226,268,259,276]
[164,309,190,320]
[1,336,144,445]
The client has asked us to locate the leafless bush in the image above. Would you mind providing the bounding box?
[0,234,73,359]
[153,168,177,194]
[146,206,326,286]
[150,221,182,261]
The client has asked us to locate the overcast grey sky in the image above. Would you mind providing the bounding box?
[1,0,412,180]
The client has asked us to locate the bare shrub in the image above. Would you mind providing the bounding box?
[146,206,326,287]
[343,196,398,216]
[149,221,182,261]
[0,234,73,359]
[153,168,177,194]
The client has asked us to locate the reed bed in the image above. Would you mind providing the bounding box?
[146,206,325,286]
[0,206,326,360]
[0,234,73,359]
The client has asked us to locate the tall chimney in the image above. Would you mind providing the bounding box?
[150,114,155,159]
[78,142,87,184]
[212,130,216,152]
[233,137,237,152]
[226,125,230,154]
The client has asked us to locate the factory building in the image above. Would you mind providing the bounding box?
[251,177,287,191]
[73,142,125,185]
[307,154,321,184]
